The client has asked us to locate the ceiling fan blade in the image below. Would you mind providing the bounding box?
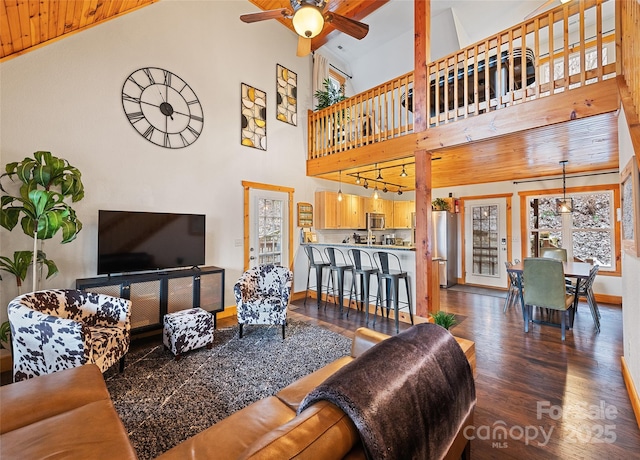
[240,8,292,23]
[324,12,369,40]
[524,0,563,20]
[297,36,311,57]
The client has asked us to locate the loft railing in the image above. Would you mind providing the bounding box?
[308,0,615,160]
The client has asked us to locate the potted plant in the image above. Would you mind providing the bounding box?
[314,78,346,111]
[430,311,457,330]
[0,151,84,291]
[432,198,450,211]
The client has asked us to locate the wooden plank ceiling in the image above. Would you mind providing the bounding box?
[316,111,619,192]
[0,0,158,61]
[0,0,383,62]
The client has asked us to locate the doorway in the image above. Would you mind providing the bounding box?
[242,181,294,271]
[463,196,509,288]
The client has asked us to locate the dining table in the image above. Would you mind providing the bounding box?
[506,259,595,329]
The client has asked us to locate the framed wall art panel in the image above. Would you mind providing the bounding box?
[241,83,267,150]
[276,64,297,126]
[620,155,640,257]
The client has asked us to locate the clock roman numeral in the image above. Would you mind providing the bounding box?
[123,93,141,104]
[163,133,171,148]
[127,111,145,123]
[190,114,203,123]
[143,68,155,85]
[128,76,145,91]
[187,125,200,138]
[163,70,172,87]
[143,125,155,140]
[187,99,199,106]
[179,133,189,147]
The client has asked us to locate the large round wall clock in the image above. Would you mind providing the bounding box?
[122,67,204,149]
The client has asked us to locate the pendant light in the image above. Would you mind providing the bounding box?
[400,165,408,177]
[557,160,573,213]
[355,173,361,185]
[337,170,343,202]
[373,184,379,200]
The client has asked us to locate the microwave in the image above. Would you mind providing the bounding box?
[366,213,386,230]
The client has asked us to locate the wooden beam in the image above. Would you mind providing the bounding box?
[414,149,433,318]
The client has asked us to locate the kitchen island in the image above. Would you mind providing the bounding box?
[298,243,419,321]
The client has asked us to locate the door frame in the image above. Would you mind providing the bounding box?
[459,193,513,286]
[242,181,294,271]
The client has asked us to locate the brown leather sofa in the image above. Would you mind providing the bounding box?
[157,326,476,460]
[0,363,137,460]
[0,326,475,460]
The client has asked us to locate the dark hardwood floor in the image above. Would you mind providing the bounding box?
[274,288,640,459]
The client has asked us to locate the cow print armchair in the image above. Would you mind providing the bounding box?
[234,264,293,339]
[8,289,131,382]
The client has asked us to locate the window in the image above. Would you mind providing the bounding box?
[328,68,346,97]
[527,190,615,270]
[258,198,283,266]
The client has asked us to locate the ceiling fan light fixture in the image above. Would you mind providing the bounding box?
[292,5,324,39]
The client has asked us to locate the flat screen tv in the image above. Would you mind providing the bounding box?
[98,210,205,275]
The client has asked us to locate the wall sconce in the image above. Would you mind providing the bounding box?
[556,160,573,213]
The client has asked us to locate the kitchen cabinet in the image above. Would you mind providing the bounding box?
[365,197,394,218]
[315,191,365,229]
[392,201,415,229]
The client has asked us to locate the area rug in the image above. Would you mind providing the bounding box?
[104,320,352,459]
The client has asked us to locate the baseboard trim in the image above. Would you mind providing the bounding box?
[217,306,236,319]
[595,293,622,306]
[621,356,640,430]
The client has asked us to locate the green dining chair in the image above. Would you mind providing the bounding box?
[523,257,576,340]
[540,247,567,261]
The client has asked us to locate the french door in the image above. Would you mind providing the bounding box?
[464,198,508,288]
[249,190,289,269]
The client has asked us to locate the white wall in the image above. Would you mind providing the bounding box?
[618,108,640,403]
[0,0,321,318]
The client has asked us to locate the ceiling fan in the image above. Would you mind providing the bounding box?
[524,0,573,20]
[240,0,370,57]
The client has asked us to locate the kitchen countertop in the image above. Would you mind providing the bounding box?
[302,242,416,252]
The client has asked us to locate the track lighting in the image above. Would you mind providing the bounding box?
[397,188,403,195]
[382,184,388,193]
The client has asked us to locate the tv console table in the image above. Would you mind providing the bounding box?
[76,265,225,335]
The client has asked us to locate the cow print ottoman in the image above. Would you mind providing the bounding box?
[163,308,214,360]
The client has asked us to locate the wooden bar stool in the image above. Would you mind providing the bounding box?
[347,248,379,324]
[303,245,330,308]
[373,251,413,333]
[324,247,354,314]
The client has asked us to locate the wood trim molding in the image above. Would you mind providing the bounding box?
[621,356,640,430]
[240,181,295,272]
[458,194,513,285]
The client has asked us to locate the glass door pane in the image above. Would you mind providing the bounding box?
[258,198,283,266]
[472,205,498,276]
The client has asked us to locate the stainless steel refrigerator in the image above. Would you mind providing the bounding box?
[432,210,458,288]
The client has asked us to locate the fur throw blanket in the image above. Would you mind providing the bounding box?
[298,323,476,460]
